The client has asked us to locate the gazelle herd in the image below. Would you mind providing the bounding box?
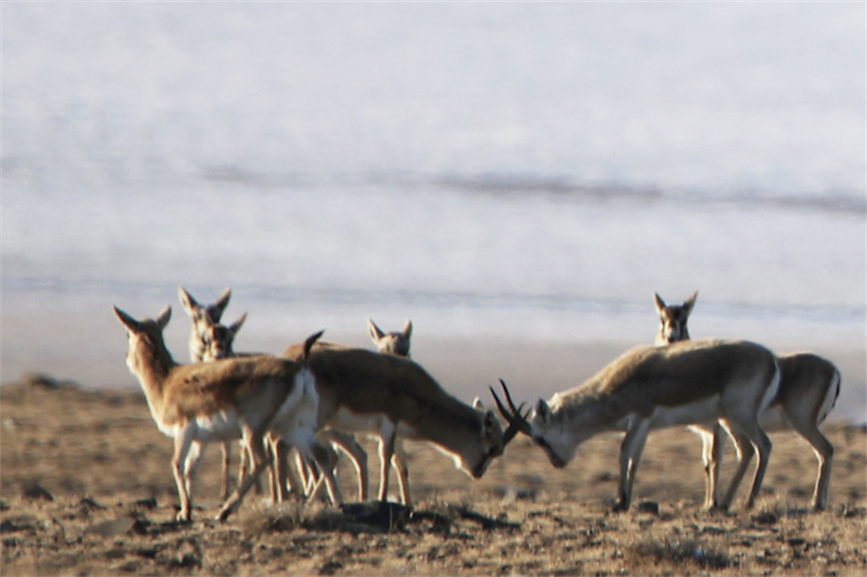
[113,287,840,521]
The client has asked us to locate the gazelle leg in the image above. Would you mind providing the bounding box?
[322,429,369,501]
[221,442,232,500]
[718,423,754,510]
[218,428,272,521]
[172,428,196,521]
[392,440,412,508]
[616,417,651,511]
[793,425,834,511]
[377,424,398,502]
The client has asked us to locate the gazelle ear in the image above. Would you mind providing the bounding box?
[472,397,484,410]
[178,286,199,317]
[684,290,698,314]
[367,318,385,342]
[536,399,552,423]
[113,306,141,332]
[653,293,667,315]
[229,312,247,334]
[156,306,172,330]
[403,319,413,338]
[483,409,496,430]
[215,287,232,314]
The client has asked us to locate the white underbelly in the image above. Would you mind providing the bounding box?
[328,406,392,435]
[650,395,722,429]
[193,410,242,442]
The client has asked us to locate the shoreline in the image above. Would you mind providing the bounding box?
[2,311,864,424]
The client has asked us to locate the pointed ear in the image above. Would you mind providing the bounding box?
[156,306,172,330]
[229,312,247,334]
[653,292,666,314]
[684,290,698,314]
[472,397,484,410]
[113,306,141,332]
[367,318,384,341]
[178,287,198,317]
[483,409,496,430]
[403,318,413,338]
[215,287,232,314]
[536,399,551,423]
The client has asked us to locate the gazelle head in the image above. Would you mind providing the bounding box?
[453,399,512,479]
[178,286,232,362]
[367,318,412,357]
[113,305,174,378]
[491,380,574,469]
[654,291,697,346]
[200,313,248,361]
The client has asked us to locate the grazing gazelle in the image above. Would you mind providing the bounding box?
[283,341,520,507]
[653,292,841,510]
[493,339,781,512]
[113,304,331,521]
[177,286,251,501]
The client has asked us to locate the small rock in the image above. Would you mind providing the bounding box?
[637,501,659,515]
[23,483,54,501]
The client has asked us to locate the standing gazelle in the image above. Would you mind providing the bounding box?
[178,286,251,501]
[653,292,841,510]
[113,305,327,521]
[368,318,413,357]
[193,312,349,505]
[493,339,781,512]
[365,318,415,505]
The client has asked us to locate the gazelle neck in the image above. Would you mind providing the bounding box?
[128,334,178,414]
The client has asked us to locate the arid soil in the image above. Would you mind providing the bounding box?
[2,378,865,576]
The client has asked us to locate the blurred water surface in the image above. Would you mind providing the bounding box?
[2,3,864,418]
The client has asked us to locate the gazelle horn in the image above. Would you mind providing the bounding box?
[490,379,532,444]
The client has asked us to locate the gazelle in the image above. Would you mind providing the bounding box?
[654,291,697,346]
[368,318,413,357]
[493,339,781,512]
[195,313,352,505]
[177,286,251,501]
[283,341,519,507]
[365,318,414,505]
[113,305,331,521]
[178,286,232,363]
[653,292,841,510]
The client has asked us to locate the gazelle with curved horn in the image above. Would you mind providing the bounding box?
[653,291,841,510]
[113,304,329,521]
[493,338,781,512]
[283,341,519,507]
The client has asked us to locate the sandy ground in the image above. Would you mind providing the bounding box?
[1,378,865,576]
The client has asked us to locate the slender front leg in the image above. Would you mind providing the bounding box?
[615,416,651,512]
[377,423,398,502]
